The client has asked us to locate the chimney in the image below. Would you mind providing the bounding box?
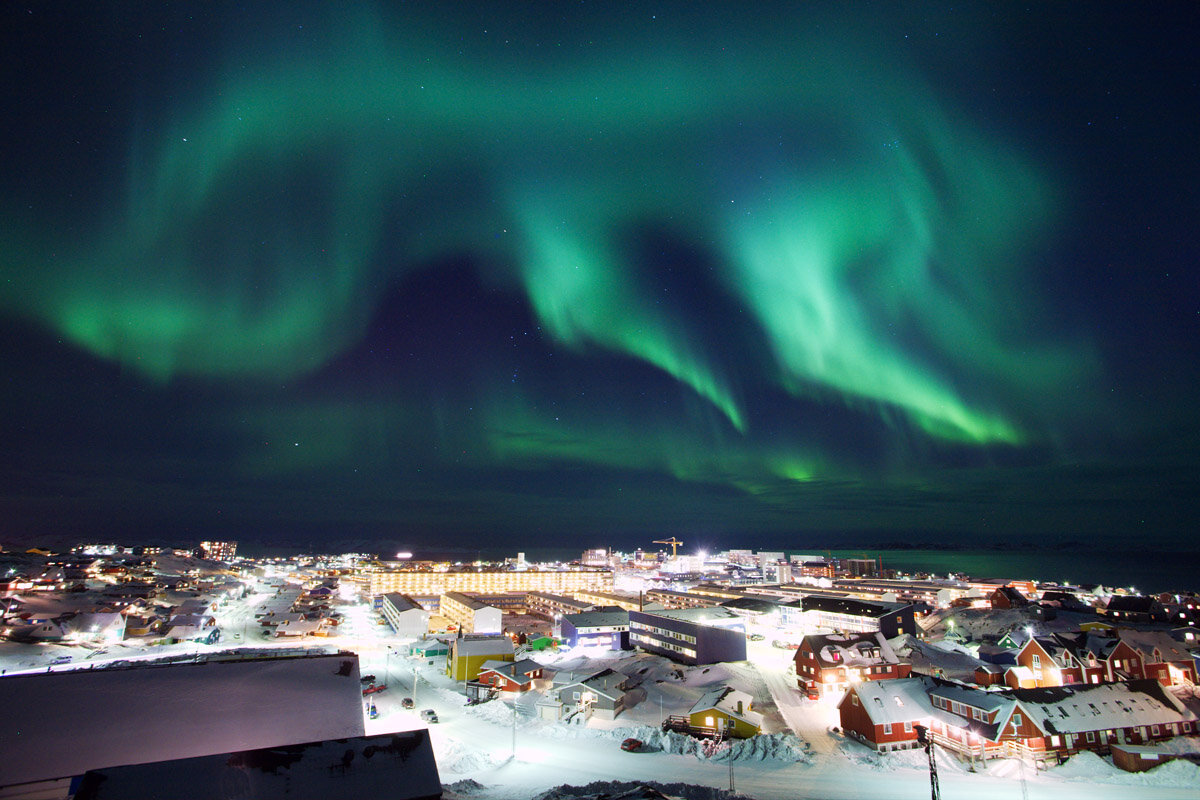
[736,700,743,714]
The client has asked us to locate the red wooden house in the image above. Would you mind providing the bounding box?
[842,676,1199,765]
[838,677,941,752]
[1116,630,1198,687]
[795,632,910,698]
[475,658,545,693]
[989,587,1029,610]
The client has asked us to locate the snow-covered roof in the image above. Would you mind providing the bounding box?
[0,652,366,786]
[1014,680,1196,735]
[929,682,1012,714]
[843,677,957,727]
[1118,629,1193,663]
[1005,665,1035,682]
[804,632,899,667]
[479,658,543,680]
[453,635,514,657]
[562,609,629,629]
[635,606,744,629]
[557,668,627,699]
[689,686,764,729]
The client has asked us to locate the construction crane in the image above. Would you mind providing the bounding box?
[653,537,683,557]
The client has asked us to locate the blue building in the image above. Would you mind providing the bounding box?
[559,609,630,650]
[629,607,746,665]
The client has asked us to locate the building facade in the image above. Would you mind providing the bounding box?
[361,567,613,598]
[379,593,430,638]
[439,592,502,635]
[629,607,746,665]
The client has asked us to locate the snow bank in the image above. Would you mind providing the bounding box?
[437,737,506,775]
[536,723,809,764]
[1047,750,1200,789]
[443,778,488,797]
[532,780,754,800]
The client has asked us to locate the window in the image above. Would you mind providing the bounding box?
[573,691,580,700]
[1032,654,1041,668]
[1151,725,1160,736]
[1086,731,1095,743]
[852,694,859,706]
[883,723,892,735]
[904,721,912,733]
[1012,714,1022,729]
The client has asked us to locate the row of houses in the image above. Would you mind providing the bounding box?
[989,628,1197,690]
[840,675,1198,764]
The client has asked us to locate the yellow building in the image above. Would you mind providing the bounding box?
[572,589,641,611]
[446,634,515,681]
[687,686,762,739]
[440,592,502,634]
[362,567,612,598]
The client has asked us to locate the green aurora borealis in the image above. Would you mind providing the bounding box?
[2,3,1197,552]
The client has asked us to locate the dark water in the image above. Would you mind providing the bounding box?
[239,527,1199,595]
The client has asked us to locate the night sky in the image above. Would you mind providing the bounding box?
[2,3,1197,556]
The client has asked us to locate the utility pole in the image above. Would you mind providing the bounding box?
[727,720,735,793]
[913,725,940,800]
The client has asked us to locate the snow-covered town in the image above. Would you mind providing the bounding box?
[2,542,1200,800]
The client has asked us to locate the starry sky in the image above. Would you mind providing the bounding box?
[1,3,1197,557]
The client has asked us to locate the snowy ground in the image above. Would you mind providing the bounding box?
[5,594,1199,799]
[353,637,1200,800]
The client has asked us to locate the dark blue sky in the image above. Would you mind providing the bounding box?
[1,3,1197,555]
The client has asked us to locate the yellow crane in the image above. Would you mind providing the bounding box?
[653,537,683,557]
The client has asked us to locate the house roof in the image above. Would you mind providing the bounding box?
[382,593,423,613]
[557,668,627,700]
[0,653,365,786]
[842,677,960,727]
[1117,629,1193,663]
[1106,595,1157,613]
[799,595,910,617]
[719,597,780,614]
[1023,636,1072,668]
[635,606,744,627]
[1053,631,1120,662]
[452,635,514,657]
[561,609,629,629]
[802,631,900,668]
[479,658,542,681]
[1014,680,1196,735]
[689,686,764,729]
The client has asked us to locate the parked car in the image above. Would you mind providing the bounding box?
[402,697,415,709]
[363,684,388,696]
[772,639,799,649]
[746,633,765,641]
[419,708,438,723]
[620,738,643,752]
[49,655,73,665]
[360,674,377,684]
